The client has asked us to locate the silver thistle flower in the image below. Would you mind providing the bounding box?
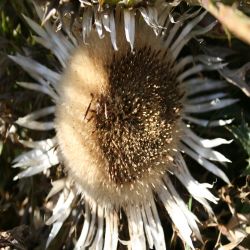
[10,4,237,250]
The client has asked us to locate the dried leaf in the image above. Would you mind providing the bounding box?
[219,62,250,97]
[200,0,250,45]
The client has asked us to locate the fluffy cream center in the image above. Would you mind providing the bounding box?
[55,43,183,204]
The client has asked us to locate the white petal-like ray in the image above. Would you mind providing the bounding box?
[111,209,119,250]
[22,14,47,40]
[164,9,202,49]
[124,10,135,50]
[95,10,104,39]
[184,98,238,113]
[15,106,55,130]
[23,14,73,67]
[84,203,97,247]
[187,92,228,104]
[180,143,230,183]
[170,11,207,52]
[33,4,74,50]
[177,64,204,82]
[17,120,54,131]
[141,201,166,250]
[13,162,52,180]
[174,55,194,72]
[41,7,57,26]
[18,137,56,149]
[89,206,104,250]
[82,7,93,44]
[108,12,118,51]
[162,174,203,242]
[102,13,111,32]
[139,6,159,35]
[46,190,75,224]
[46,179,67,200]
[46,190,75,248]
[184,79,228,95]
[46,192,65,248]
[157,5,171,31]
[13,147,59,180]
[17,81,58,101]
[9,55,60,86]
[126,205,146,250]
[102,11,118,51]
[74,202,91,249]
[178,61,226,82]
[17,106,55,121]
[13,147,53,166]
[103,208,118,250]
[173,154,218,213]
[164,21,182,49]
[182,136,231,163]
[172,22,217,60]
[184,126,233,148]
[141,207,154,249]
[150,201,166,249]
[195,54,223,65]
[157,183,194,249]
[183,115,233,127]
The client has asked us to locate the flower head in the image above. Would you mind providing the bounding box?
[10,5,237,249]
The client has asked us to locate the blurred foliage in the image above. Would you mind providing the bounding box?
[0,1,51,249]
[186,0,250,45]
[229,119,250,175]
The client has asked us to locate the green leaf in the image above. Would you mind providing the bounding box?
[229,119,250,175]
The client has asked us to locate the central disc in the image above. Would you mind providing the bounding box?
[55,32,183,203]
[87,47,182,184]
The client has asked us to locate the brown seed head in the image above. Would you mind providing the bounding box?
[94,46,182,184]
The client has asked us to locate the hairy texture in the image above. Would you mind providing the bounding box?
[93,46,182,184]
[55,27,183,205]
